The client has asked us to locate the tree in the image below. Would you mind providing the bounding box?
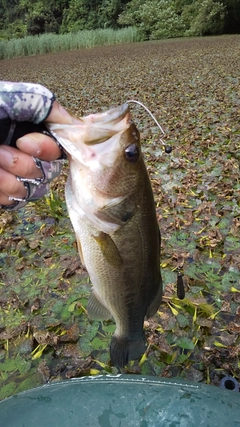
[118,0,185,39]
[61,0,129,33]
[221,0,240,33]
[60,0,91,32]
[140,1,185,39]
[188,0,226,36]
[0,0,28,38]
[23,0,68,35]
[98,0,130,29]
[173,0,194,14]
[0,0,239,40]
[0,0,69,37]
[118,0,146,27]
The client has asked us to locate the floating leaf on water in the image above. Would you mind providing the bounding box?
[177,354,190,363]
[221,270,240,292]
[176,313,189,328]
[193,306,197,323]
[68,301,78,312]
[101,323,116,335]
[14,371,43,395]
[160,351,177,365]
[89,369,100,375]
[213,341,228,348]
[209,310,221,320]
[93,359,109,369]
[31,344,48,360]
[139,351,148,366]
[0,356,31,375]
[91,337,108,351]
[0,358,18,373]
[162,269,177,286]
[168,303,178,316]
[174,337,195,350]
[0,382,17,400]
[231,287,240,293]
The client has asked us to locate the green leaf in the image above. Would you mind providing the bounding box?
[175,338,195,350]
[221,270,240,291]
[0,383,17,400]
[91,337,108,350]
[176,313,189,328]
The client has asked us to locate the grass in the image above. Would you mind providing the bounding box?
[0,27,141,60]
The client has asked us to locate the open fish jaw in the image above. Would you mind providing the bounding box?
[48,103,131,162]
[82,103,130,126]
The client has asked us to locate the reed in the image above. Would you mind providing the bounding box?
[0,27,140,60]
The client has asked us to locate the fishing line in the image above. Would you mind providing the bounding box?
[127,99,185,299]
[126,100,172,154]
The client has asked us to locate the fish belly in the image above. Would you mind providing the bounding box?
[65,175,162,368]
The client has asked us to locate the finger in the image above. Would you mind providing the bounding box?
[16,132,62,161]
[46,100,81,124]
[0,167,27,203]
[0,146,43,178]
[0,190,16,206]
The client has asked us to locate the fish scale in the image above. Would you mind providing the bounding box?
[48,104,162,368]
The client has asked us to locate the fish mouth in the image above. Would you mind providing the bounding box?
[48,103,132,163]
[83,103,130,132]
[82,103,131,146]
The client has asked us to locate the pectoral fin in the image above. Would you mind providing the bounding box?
[87,291,112,320]
[95,196,136,226]
[93,232,123,268]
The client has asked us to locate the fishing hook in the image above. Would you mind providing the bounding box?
[126,99,172,153]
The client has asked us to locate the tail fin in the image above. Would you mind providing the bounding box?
[110,335,146,368]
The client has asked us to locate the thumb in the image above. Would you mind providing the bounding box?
[46,100,81,124]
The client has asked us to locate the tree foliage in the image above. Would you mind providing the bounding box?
[0,0,239,41]
[188,0,226,36]
[60,0,129,33]
[118,0,228,39]
[119,0,186,40]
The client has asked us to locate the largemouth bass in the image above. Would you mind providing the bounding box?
[49,104,162,368]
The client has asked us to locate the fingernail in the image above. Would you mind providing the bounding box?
[16,135,42,156]
[0,146,18,167]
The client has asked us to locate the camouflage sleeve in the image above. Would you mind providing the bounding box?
[0,81,64,211]
[0,81,55,123]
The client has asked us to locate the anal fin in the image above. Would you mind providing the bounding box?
[87,291,112,320]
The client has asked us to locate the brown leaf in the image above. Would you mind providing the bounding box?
[58,323,80,343]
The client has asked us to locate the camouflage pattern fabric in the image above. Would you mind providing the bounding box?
[0,81,65,210]
[0,81,55,122]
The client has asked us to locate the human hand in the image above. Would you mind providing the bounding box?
[0,82,79,210]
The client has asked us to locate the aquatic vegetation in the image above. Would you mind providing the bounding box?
[0,35,239,398]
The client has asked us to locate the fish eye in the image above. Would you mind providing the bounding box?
[124,144,139,163]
